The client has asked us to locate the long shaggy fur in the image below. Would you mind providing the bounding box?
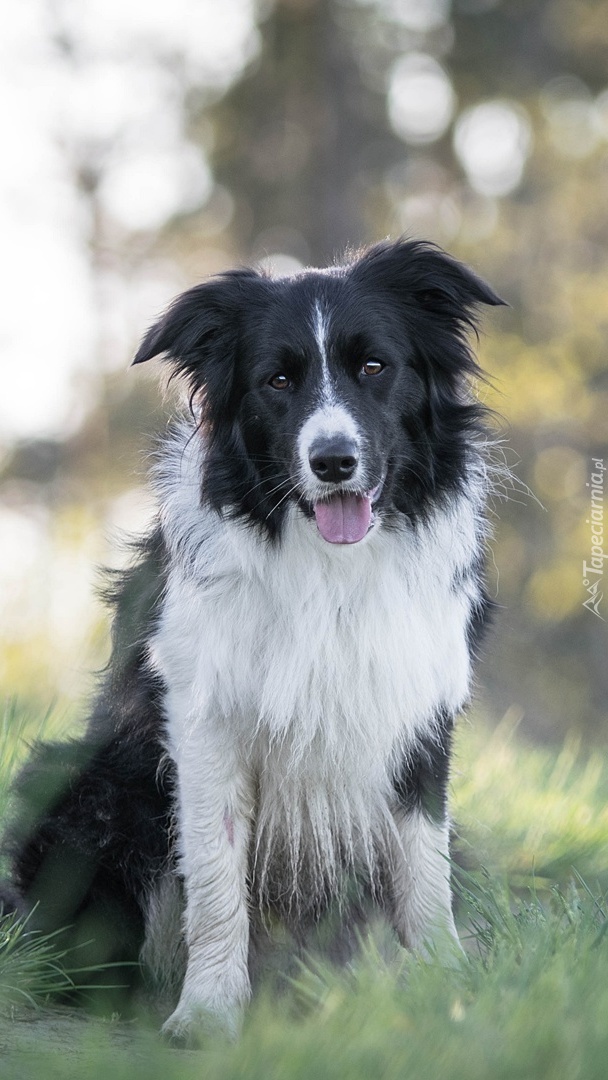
[1,239,503,1037]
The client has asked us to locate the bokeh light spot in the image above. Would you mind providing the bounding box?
[388,53,456,145]
[453,100,532,196]
[99,145,212,231]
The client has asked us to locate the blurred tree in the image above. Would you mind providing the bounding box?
[205,0,396,264]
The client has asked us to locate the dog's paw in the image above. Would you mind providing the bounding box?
[161,995,244,1047]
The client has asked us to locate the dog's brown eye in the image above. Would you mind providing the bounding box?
[269,373,290,390]
[360,360,384,377]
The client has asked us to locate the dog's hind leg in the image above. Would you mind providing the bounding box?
[3,724,173,1007]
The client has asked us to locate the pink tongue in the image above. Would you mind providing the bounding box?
[314,493,372,544]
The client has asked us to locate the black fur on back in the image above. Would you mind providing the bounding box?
[1,531,173,1007]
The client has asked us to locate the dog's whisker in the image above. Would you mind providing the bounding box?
[265,481,299,518]
[245,475,292,500]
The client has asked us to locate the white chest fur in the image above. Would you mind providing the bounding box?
[149,432,484,811]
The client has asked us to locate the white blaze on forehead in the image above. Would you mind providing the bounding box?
[300,299,363,487]
[312,299,334,404]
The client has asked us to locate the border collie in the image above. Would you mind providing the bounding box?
[2,239,503,1040]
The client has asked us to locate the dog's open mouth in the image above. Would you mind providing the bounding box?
[313,484,382,545]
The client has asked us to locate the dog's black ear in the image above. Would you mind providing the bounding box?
[132,283,216,367]
[132,269,268,405]
[352,239,506,327]
[409,247,505,323]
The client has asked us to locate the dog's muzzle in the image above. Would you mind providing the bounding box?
[305,435,382,545]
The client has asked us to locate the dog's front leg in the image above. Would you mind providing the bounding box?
[387,721,461,958]
[162,724,253,1042]
[387,806,460,956]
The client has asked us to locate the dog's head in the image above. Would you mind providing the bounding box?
[134,240,503,543]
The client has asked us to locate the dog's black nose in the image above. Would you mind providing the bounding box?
[309,437,359,483]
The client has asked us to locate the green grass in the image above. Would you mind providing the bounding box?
[0,702,607,1079]
[453,708,608,892]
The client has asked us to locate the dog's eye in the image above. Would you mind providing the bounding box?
[268,373,291,391]
[360,360,385,377]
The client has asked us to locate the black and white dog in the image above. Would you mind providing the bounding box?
[3,239,503,1038]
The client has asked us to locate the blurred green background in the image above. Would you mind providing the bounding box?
[0,0,607,744]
